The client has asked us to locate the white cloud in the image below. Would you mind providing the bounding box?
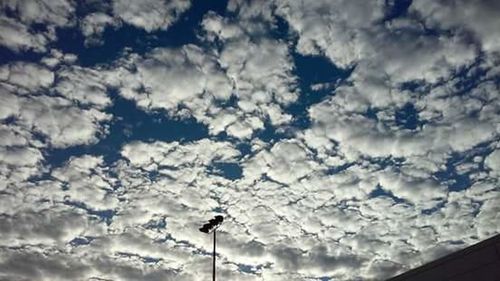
[1,63,112,149]
[411,0,500,54]
[0,0,76,52]
[112,0,191,32]
[108,37,296,139]
[0,16,48,52]
[474,195,500,237]
[226,119,259,139]
[265,140,317,184]
[52,155,120,210]
[276,0,477,83]
[80,12,120,46]
[0,85,20,119]
[1,0,75,26]
[485,148,500,176]
[219,37,298,106]
[0,145,41,167]
[305,64,499,164]
[1,62,54,91]
[378,169,447,204]
[0,92,45,184]
[201,12,244,41]
[138,45,231,109]
[121,139,240,168]
[0,208,89,246]
[363,30,476,83]
[109,45,234,129]
[275,0,385,67]
[55,66,111,108]
[17,95,111,148]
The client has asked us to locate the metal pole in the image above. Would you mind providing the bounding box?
[213,230,216,281]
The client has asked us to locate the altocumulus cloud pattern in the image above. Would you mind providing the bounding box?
[0,0,499,280]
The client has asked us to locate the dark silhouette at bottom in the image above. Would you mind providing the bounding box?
[387,233,500,280]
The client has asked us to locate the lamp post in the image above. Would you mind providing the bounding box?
[199,215,224,281]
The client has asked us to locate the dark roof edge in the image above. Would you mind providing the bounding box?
[386,233,500,280]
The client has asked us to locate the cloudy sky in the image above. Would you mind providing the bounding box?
[1,0,500,280]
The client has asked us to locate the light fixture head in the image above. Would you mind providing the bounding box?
[199,215,224,233]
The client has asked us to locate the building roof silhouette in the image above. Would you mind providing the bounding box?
[387,234,500,281]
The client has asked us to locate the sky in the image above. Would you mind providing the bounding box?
[0,0,499,280]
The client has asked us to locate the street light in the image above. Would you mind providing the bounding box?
[199,215,224,281]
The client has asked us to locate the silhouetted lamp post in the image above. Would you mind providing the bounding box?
[199,215,224,281]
